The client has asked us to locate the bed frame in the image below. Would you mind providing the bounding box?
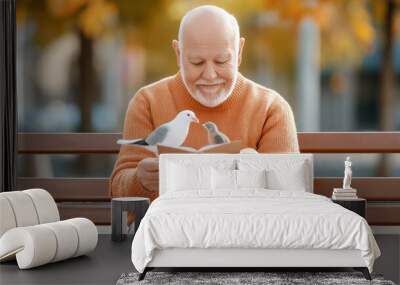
[139,248,371,280]
[138,154,372,281]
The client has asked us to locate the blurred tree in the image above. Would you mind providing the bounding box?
[259,0,376,69]
[16,0,166,131]
[376,0,397,132]
[375,0,399,176]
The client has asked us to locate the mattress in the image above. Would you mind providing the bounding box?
[131,190,380,273]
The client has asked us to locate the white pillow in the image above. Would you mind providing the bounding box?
[266,162,308,191]
[238,158,310,192]
[212,168,236,190]
[211,168,267,190]
[236,169,267,188]
[167,163,212,191]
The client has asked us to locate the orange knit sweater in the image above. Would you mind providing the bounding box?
[110,72,299,201]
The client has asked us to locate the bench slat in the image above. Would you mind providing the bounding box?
[57,204,400,226]
[18,133,121,154]
[17,177,400,202]
[18,132,400,154]
[58,205,110,225]
[17,178,111,202]
[314,177,400,201]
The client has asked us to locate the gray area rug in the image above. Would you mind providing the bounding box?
[116,271,396,285]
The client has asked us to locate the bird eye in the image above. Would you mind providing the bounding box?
[186,114,190,117]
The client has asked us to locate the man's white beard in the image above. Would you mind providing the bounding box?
[191,83,235,107]
[180,60,238,108]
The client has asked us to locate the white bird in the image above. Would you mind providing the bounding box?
[117,110,199,147]
[202,121,230,144]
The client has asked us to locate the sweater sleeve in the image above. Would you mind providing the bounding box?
[109,89,159,202]
[257,94,300,153]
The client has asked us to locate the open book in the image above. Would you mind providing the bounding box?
[119,140,242,156]
[157,140,242,154]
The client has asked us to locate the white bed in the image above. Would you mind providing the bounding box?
[131,154,380,280]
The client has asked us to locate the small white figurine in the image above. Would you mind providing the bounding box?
[342,156,352,189]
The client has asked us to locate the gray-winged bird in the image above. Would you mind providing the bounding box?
[117,110,199,147]
[202,121,230,144]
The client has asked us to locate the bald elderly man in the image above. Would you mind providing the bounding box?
[110,5,299,201]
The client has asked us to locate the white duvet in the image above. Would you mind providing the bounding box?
[131,190,380,273]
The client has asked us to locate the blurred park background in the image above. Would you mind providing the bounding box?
[16,0,400,178]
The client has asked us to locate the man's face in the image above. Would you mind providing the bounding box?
[180,43,238,107]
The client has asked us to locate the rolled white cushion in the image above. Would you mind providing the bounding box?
[0,196,17,237]
[42,221,79,262]
[0,226,57,269]
[23,189,59,223]
[0,191,39,227]
[0,218,98,269]
[65,218,98,257]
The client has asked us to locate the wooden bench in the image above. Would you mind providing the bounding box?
[17,132,400,225]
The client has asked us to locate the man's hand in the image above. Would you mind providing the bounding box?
[136,157,159,192]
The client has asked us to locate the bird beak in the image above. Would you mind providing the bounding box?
[192,116,199,123]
